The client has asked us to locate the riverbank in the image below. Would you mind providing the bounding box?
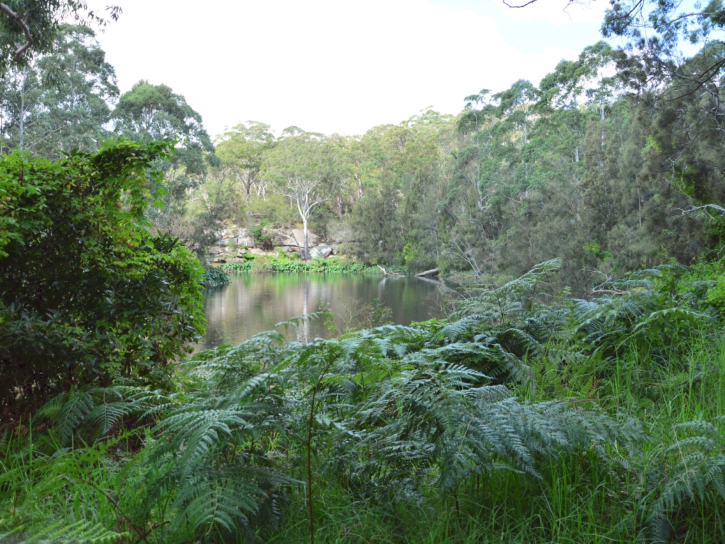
[220,255,374,274]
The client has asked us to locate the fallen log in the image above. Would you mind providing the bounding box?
[415,268,439,278]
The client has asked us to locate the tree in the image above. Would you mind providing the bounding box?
[112,80,217,251]
[0,139,205,423]
[350,175,404,264]
[112,80,214,176]
[0,0,120,74]
[215,121,274,203]
[0,24,119,158]
[262,132,344,259]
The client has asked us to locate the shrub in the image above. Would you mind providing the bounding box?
[201,265,230,288]
[250,256,273,273]
[0,141,205,423]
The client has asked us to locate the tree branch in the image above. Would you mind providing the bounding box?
[502,0,540,7]
[679,203,725,216]
[0,3,33,61]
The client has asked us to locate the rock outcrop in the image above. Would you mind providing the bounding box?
[309,244,333,259]
[205,224,355,262]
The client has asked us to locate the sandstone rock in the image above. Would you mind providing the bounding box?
[309,244,333,259]
[238,236,256,248]
[248,248,275,256]
[275,230,300,246]
[292,229,319,247]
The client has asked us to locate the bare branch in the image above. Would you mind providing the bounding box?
[502,0,540,8]
[0,3,33,61]
[679,203,725,216]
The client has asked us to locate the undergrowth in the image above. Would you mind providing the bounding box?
[221,256,372,274]
[3,260,725,543]
[202,265,231,288]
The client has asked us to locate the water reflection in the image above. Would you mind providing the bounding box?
[195,273,440,351]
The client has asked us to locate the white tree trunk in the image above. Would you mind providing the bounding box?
[303,216,309,260]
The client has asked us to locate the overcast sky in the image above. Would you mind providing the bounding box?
[90,0,609,139]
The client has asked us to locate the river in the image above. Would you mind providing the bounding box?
[195,273,441,351]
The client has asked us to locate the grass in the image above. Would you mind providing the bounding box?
[261,330,725,543]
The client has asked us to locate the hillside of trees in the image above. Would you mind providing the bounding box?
[2,22,724,296]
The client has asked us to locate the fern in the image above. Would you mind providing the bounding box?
[11,260,725,541]
[651,417,725,515]
[0,519,129,544]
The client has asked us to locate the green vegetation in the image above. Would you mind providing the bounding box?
[4,260,725,543]
[221,256,370,274]
[3,1,725,542]
[201,265,231,288]
[0,141,205,424]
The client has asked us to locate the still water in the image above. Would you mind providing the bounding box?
[195,273,441,352]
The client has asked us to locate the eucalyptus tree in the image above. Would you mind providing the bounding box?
[112,80,217,244]
[0,24,118,157]
[215,121,275,203]
[494,80,538,147]
[0,0,120,74]
[262,131,345,259]
[0,60,41,153]
[112,80,215,176]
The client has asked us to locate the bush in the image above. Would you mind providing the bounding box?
[201,265,230,288]
[250,222,275,250]
[0,141,205,423]
[250,256,273,273]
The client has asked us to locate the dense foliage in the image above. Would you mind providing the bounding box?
[0,140,205,424]
[3,5,725,543]
[4,261,725,542]
[201,265,230,288]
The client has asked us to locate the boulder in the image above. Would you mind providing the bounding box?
[275,230,300,247]
[208,248,225,256]
[238,236,256,248]
[309,244,333,259]
[292,229,320,247]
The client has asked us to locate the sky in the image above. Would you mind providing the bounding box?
[89,0,609,139]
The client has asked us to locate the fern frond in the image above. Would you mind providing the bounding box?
[2,519,128,544]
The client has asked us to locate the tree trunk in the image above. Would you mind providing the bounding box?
[19,67,25,151]
[415,268,439,278]
[303,217,309,260]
